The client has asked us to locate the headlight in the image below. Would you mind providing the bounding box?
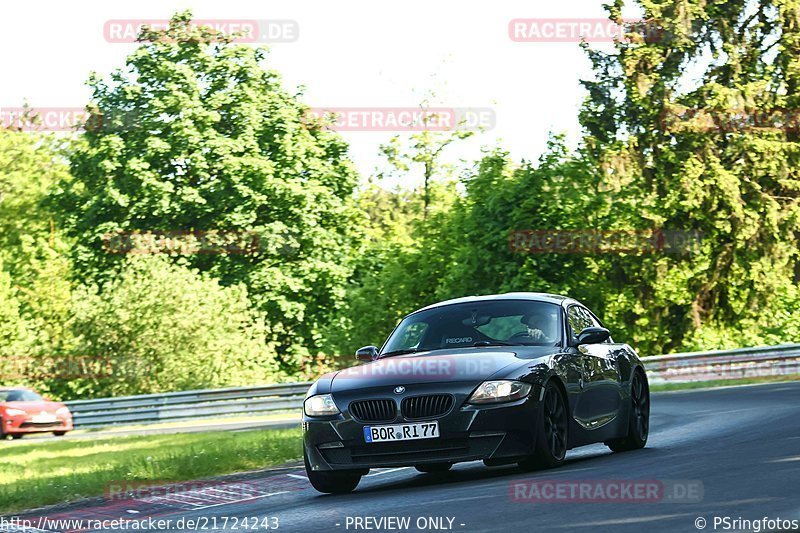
[5,408,26,417]
[304,394,340,417]
[467,380,532,404]
[56,407,70,416]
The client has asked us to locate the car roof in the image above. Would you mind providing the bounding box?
[409,292,579,315]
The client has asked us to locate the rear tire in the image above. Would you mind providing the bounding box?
[53,431,67,437]
[519,381,568,471]
[304,448,361,494]
[415,462,452,473]
[10,434,22,440]
[606,369,649,452]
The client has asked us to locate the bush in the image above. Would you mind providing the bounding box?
[66,255,283,398]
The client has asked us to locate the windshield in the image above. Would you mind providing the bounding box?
[0,390,44,402]
[381,300,563,355]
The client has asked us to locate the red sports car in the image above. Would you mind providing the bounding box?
[0,387,73,439]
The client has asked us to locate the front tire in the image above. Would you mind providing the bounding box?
[304,448,362,494]
[519,381,568,470]
[53,431,67,437]
[606,369,649,452]
[415,462,452,473]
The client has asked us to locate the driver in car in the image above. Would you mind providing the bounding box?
[520,312,558,342]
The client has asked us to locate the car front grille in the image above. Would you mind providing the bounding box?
[401,394,454,420]
[350,439,469,464]
[319,434,505,466]
[349,399,396,422]
[20,421,62,428]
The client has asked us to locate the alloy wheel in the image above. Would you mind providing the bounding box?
[543,386,567,460]
[631,373,649,440]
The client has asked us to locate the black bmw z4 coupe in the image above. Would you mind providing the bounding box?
[302,292,650,493]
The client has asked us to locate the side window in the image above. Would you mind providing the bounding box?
[578,307,601,328]
[570,306,612,343]
[567,306,590,335]
[568,305,601,334]
[398,322,428,348]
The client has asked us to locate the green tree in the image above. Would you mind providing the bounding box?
[379,103,475,222]
[53,12,361,374]
[328,113,475,357]
[578,0,800,351]
[0,127,75,357]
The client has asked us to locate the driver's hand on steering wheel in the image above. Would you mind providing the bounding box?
[527,328,545,340]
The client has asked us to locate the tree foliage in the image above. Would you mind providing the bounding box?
[68,255,281,397]
[0,128,74,359]
[338,1,800,356]
[53,12,361,374]
[576,0,800,350]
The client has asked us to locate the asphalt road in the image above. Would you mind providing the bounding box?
[5,382,800,533]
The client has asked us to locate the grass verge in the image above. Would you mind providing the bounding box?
[650,374,800,392]
[0,427,302,514]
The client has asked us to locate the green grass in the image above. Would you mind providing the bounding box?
[650,374,800,392]
[0,427,302,514]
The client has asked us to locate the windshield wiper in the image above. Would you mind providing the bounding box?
[379,348,419,358]
[472,341,517,347]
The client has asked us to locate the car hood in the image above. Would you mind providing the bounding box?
[329,346,562,393]
[2,401,64,414]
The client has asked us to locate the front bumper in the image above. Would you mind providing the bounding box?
[304,382,542,471]
[3,415,73,434]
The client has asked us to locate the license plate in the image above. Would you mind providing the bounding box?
[363,421,439,443]
[31,414,56,423]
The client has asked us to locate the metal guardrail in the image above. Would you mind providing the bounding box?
[63,344,800,429]
[643,343,800,384]
[64,382,311,428]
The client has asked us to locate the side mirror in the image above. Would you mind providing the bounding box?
[355,346,379,362]
[577,327,610,345]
